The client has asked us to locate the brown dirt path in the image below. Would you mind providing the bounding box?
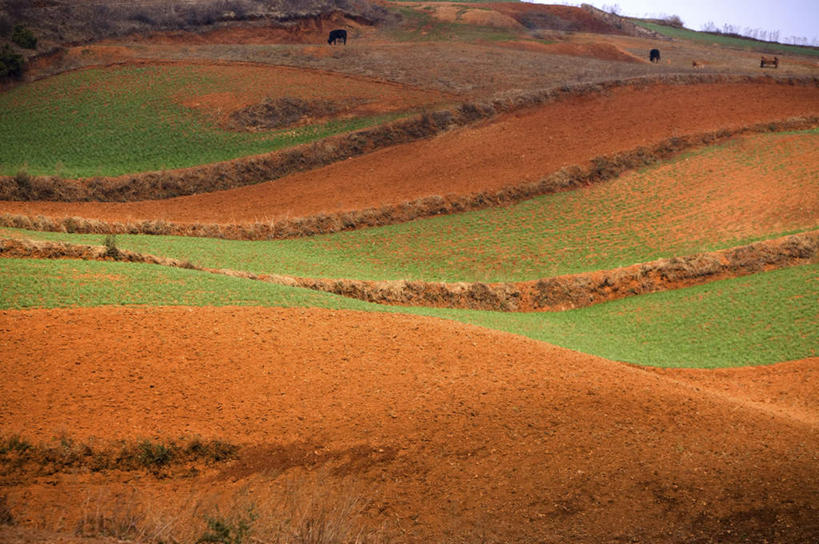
[1,82,817,225]
[1,306,816,542]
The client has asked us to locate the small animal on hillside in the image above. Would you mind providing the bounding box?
[649,48,661,63]
[692,60,704,68]
[760,56,778,68]
[328,29,347,45]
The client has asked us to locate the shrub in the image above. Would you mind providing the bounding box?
[135,440,173,468]
[0,43,24,79]
[11,24,36,49]
[103,234,120,259]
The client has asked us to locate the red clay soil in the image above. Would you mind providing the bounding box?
[1,306,817,542]
[2,82,817,225]
[646,359,819,426]
[488,3,625,34]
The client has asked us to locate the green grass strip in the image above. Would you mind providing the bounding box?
[0,257,374,311]
[2,258,816,368]
[0,64,403,178]
[632,20,819,57]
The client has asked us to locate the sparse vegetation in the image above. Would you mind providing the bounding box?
[197,510,256,544]
[228,97,356,131]
[0,435,240,481]
[386,5,516,43]
[0,0,389,44]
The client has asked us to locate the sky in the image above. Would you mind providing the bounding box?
[530,0,819,44]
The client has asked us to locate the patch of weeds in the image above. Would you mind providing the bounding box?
[0,436,240,478]
[185,438,239,463]
[0,435,32,455]
[135,440,173,469]
[197,508,256,544]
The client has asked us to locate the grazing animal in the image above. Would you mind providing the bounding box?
[649,48,661,63]
[692,60,703,68]
[328,29,347,45]
[760,56,778,68]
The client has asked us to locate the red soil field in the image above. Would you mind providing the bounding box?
[2,82,816,226]
[166,62,451,125]
[1,306,817,542]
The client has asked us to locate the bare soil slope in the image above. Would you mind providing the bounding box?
[1,306,816,543]
[2,82,816,225]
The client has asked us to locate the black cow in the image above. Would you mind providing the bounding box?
[649,48,660,63]
[328,29,347,45]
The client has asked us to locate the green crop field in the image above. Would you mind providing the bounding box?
[0,64,410,178]
[6,129,816,282]
[2,258,815,368]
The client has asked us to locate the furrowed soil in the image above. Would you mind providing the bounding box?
[1,306,817,543]
[2,82,816,225]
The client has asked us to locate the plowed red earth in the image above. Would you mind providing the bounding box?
[2,83,816,225]
[1,307,817,542]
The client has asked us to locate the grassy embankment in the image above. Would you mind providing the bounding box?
[0,64,424,178]
[633,20,819,57]
[1,257,816,368]
[5,129,817,282]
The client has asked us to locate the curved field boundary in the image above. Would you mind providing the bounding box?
[1,115,816,240]
[3,230,816,312]
[1,74,816,202]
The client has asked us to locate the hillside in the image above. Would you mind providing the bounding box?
[0,2,817,543]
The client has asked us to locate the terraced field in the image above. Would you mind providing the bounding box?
[6,128,814,282]
[0,63,448,177]
[1,2,818,543]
